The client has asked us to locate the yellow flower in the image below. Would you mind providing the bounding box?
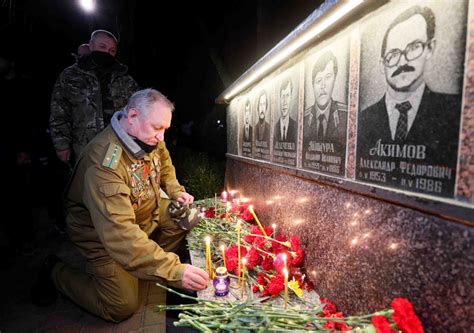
[288,278,303,298]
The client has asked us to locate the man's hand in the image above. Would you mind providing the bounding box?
[176,192,194,205]
[181,264,208,291]
[56,149,71,164]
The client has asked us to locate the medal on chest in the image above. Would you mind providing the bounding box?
[127,160,154,209]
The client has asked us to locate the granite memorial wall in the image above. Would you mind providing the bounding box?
[224,0,474,331]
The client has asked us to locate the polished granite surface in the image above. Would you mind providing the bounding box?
[225,158,474,332]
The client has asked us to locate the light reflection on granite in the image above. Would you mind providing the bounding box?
[225,158,474,332]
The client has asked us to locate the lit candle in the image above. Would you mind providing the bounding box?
[241,257,247,298]
[248,205,268,236]
[236,220,241,287]
[220,244,227,268]
[283,267,289,309]
[272,223,277,236]
[221,191,228,203]
[205,236,212,278]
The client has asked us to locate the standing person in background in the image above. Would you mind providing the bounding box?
[49,30,137,233]
[50,29,138,165]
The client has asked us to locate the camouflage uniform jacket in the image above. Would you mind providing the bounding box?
[65,111,186,282]
[50,56,138,158]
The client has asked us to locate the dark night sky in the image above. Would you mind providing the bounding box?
[1,0,322,153]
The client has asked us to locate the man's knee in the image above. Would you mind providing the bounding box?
[105,295,139,323]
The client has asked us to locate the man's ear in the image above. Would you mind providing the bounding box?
[426,38,436,59]
[378,57,386,75]
[127,108,139,124]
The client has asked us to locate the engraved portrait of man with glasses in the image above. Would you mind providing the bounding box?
[356,3,466,198]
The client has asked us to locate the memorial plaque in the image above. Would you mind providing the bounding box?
[356,0,467,198]
[302,37,349,176]
[272,66,300,166]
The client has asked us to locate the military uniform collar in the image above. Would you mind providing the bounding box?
[111,110,148,160]
[77,55,128,75]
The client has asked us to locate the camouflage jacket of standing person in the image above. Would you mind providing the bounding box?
[49,55,138,158]
[65,111,187,283]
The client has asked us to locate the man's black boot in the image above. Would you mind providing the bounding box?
[31,255,61,306]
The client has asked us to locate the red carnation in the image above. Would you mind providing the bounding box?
[265,274,285,296]
[323,312,351,331]
[252,235,270,251]
[244,226,262,243]
[261,255,274,271]
[239,209,253,221]
[256,272,269,285]
[371,315,395,333]
[225,244,248,275]
[245,247,261,270]
[203,207,215,218]
[391,298,424,333]
[320,297,337,315]
[290,236,300,251]
[231,202,254,222]
[271,235,289,254]
[291,249,305,267]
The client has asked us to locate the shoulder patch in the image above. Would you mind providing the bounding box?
[102,144,122,170]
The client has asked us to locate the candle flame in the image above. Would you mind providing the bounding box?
[205,236,211,244]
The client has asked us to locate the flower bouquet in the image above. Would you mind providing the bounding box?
[156,196,424,332]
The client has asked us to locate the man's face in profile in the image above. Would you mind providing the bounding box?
[313,60,335,109]
[383,14,433,93]
[258,93,267,121]
[244,103,251,126]
[280,82,291,118]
